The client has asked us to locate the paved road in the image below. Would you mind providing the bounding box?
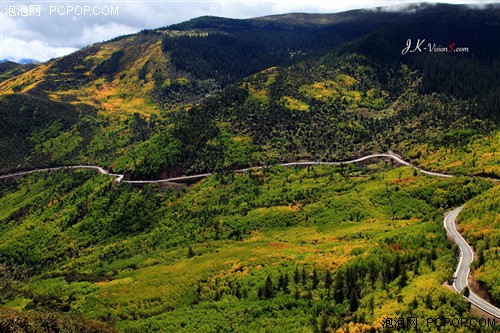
[0,165,124,182]
[444,207,500,319]
[0,152,448,184]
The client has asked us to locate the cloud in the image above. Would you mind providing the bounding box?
[270,0,496,13]
[1,38,77,61]
[369,2,438,12]
[1,0,496,62]
[76,22,138,46]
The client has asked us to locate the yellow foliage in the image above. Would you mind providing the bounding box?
[336,74,356,88]
[336,322,376,333]
[232,136,252,143]
[96,277,134,287]
[281,96,310,111]
[0,64,49,94]
[300,80,340,102]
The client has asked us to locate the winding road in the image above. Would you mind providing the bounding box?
[444,207,500,319]
[0,152,498,317]
[0,152,452,184]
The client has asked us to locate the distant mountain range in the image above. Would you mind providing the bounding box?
[0,58,39,65]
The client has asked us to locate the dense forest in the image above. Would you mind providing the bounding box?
[0,3,499,332]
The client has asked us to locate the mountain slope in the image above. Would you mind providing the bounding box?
[0,61,36,83]
[0,93,91,172]
[1,4,498,179]
[1,5,500,331]
[0,162,491,331]
[458,186,500,308]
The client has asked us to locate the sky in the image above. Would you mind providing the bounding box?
[0,0,496,62]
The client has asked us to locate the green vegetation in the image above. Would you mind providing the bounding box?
[408,131,500,178]
[0,163,494,332]
[0,6,498,181]
[0,5,499,332]
[0,93,83,172]
[0,61,36,82]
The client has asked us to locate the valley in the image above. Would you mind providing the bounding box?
[0,3,499,332]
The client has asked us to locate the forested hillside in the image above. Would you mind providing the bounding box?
[0,164,494,332]
[0,61,36,82]
[0,4,498,180]
[0,3,499,332]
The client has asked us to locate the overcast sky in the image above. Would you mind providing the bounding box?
[0,0,496,62]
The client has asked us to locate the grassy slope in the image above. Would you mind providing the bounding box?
[0,34,163,117]
[0,62,36,83]
[0,163,494,332]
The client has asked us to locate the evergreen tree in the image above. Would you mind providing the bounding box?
[263,275,275,299]
[294,267,300,284]
[399,268,408,288]
[320,312,329,333]
[324,270,333,289]
[312,267,319,289]
[187,246,195,258]
[349,291,359,312]
[463,286,470,298]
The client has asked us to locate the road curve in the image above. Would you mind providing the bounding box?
[444,207,500,319]
[0,165,124,182]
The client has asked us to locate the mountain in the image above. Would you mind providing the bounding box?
[0,3,499,332]
[0,4,498,178]
[18,58,39,65]
[1,58,39,64]
[0,61,37,83]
